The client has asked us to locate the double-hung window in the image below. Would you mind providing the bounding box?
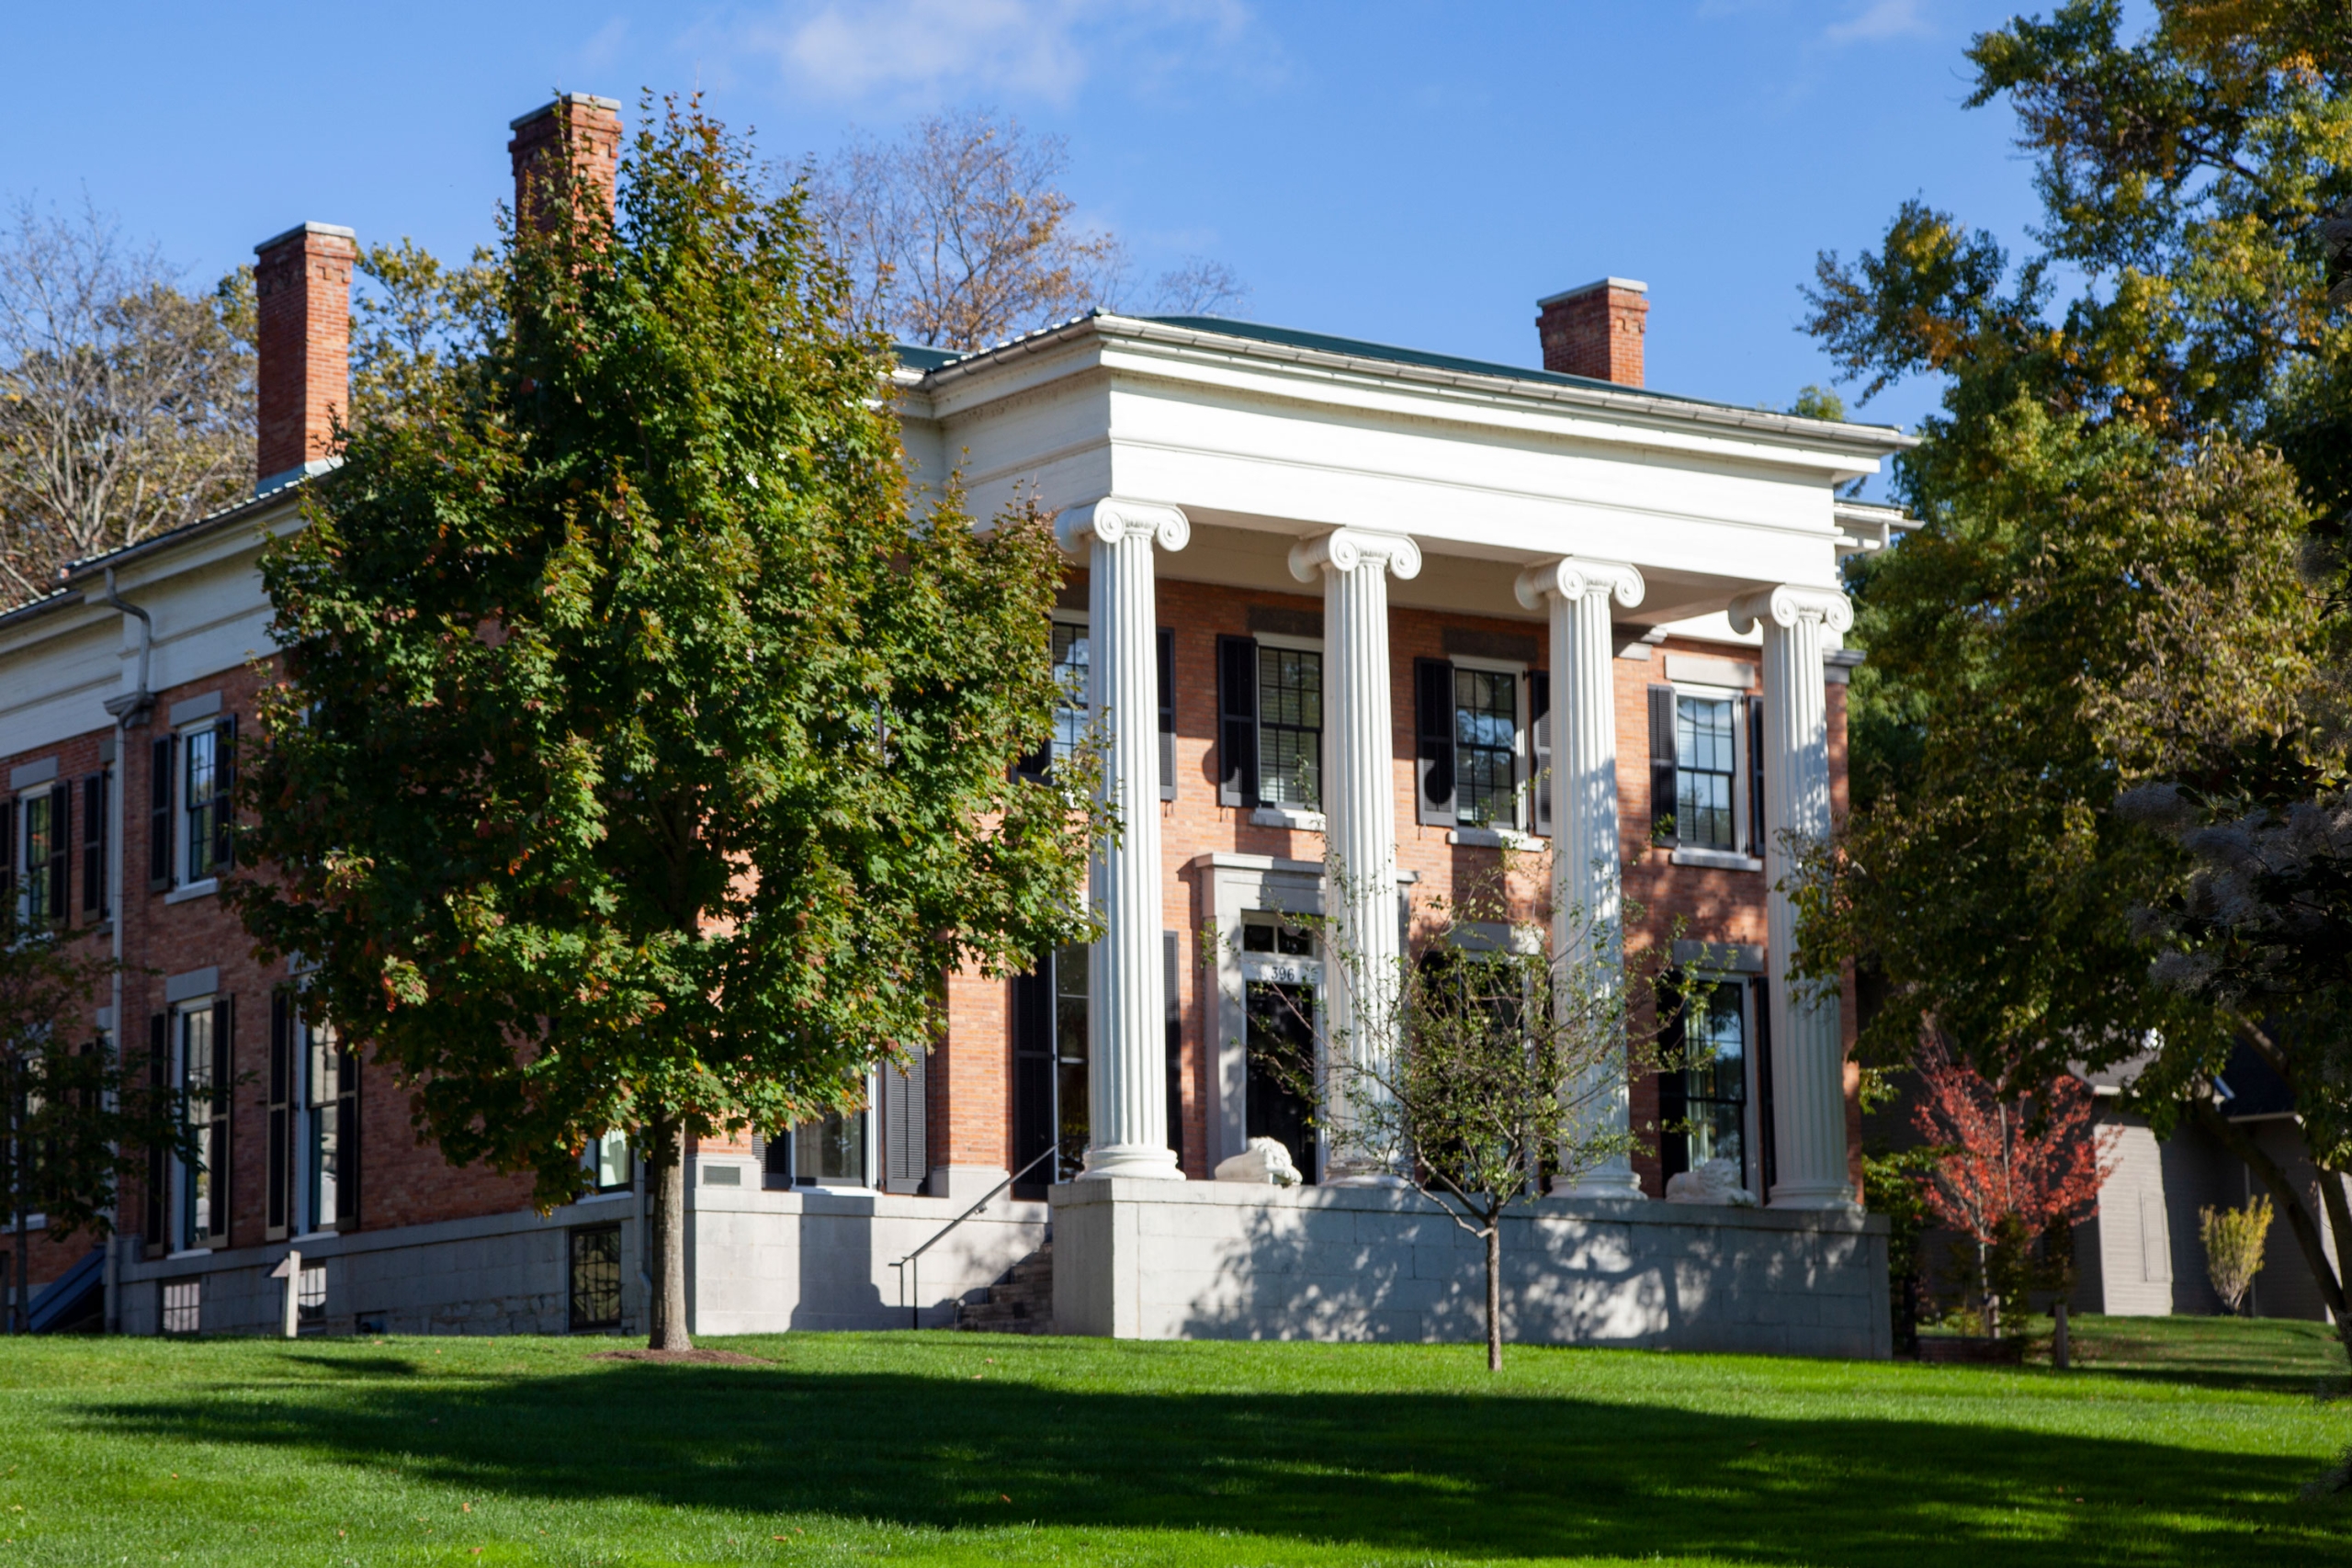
[584,1130,633,1193]
[1256,644,1323,810]
[1215,634,1322,814]
[1659,977,1752,1191]
[1020,615,1178,798]
[176,999,231,1250]
[1413,655,1544,834]
[1647,677,1762,862]
[1675,695,1739,852]
[18,785,66,924]
[152,709,235,893]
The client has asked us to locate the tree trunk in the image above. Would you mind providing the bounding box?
[644,1114,692,1351]
[1484,1223,1502,1372]
[2189,1099,2349,1361]
[2052,1300,2069,1371]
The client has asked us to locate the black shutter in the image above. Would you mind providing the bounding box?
[1747,695,1767,859]
[81,773,107,919]
[1216,635,1260,808]
[208,997,232,1241]
[1414,658,1456,827]
[1529,671,1553,836]
[881,1049,928,1195]
[336,1045,360,1225]
[1158,627,1178,802]
[46,784,67,919]
[1657,973,1690,1181]
[1165,930,1184,1168]
[760,1129,790,1190]
[0,796,14,907]
[212,716,236,871]
[149,735,174,889]
[145,1012,168,1247]
[267,991,291,1238]
[1647,685,1679,845]
[1011,957,1057,1197]
[1752,974,1776,1201]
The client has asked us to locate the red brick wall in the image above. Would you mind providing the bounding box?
[4,659,535,1284]
[0,712,113,1290]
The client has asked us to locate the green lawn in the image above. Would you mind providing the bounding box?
[1,1317,2344,1567]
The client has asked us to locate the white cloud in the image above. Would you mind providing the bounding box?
[728,0,1254,105]
[1821,0,1933,45]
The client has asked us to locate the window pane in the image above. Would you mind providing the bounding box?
[568,1224,622,1331]
[1676,696,1738,850]
[1050,622,1090,768]
[22,794,53,917]
[1259,649,1321,808]
[184,729,219,880]
[1454,668,1518,827]
[311,1106,340,1229]
[1684,981,1747,1181]
[1055,942,1089,1177]
[793,1110,866,1184]
[594,1131,632,1190]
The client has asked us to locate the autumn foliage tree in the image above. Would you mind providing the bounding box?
[1913,1051,2115,1351]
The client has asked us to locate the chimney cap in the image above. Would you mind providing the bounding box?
[510,94,624,130]
[1537,277,1648,308]
[254,221,358,256]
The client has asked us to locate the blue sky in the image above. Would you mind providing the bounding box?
[10,1,2100,453]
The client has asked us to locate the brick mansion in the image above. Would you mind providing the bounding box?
[3,96,1911,1351]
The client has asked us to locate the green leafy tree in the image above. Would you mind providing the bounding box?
[232,98,1099,1350]
[1793,1,2352,1353]
[0,904,187,1333]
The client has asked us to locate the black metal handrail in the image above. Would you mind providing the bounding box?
[889,1145,1059,1330]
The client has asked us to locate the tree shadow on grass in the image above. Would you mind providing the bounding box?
[75,1349,2337,1567]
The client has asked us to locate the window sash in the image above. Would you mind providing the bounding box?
[1453,666,1520,829]
[1675,695,1740,851]
[1257,647,1322,809]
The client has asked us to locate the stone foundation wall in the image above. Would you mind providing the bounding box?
[1051,1179,1890,1359]
[112,1175,1046,1338]
[685,1171,1046,1333]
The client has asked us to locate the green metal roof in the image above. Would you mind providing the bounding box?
[900,312,1901,435]
[891,343,964,372]
[1141,315,1768,417]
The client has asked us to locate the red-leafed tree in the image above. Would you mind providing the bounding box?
[1914,1049,2116,1358]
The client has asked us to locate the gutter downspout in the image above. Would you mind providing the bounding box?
[97,568,153,1336]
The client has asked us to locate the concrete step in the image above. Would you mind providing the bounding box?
[956,1242,1055,1334]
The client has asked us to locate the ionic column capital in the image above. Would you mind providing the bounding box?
[1514,557,1645,612]
[1287,527,1421,584]
[1055,498,1190,556]
[1727,582,1852,637]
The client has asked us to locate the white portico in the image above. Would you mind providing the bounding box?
[902,305,1909,1349]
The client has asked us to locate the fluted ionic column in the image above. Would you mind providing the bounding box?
[1515,558,1646,1199]
[1289,527,1420,1184]
[1727,582,1856,1210]
[1057,499,1190,1181]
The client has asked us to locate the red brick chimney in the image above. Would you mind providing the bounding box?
[1536,277,1648,388]
[254,222,357,489]
[508,94,623,230]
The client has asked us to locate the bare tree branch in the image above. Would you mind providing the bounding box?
[0,196,254,606]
